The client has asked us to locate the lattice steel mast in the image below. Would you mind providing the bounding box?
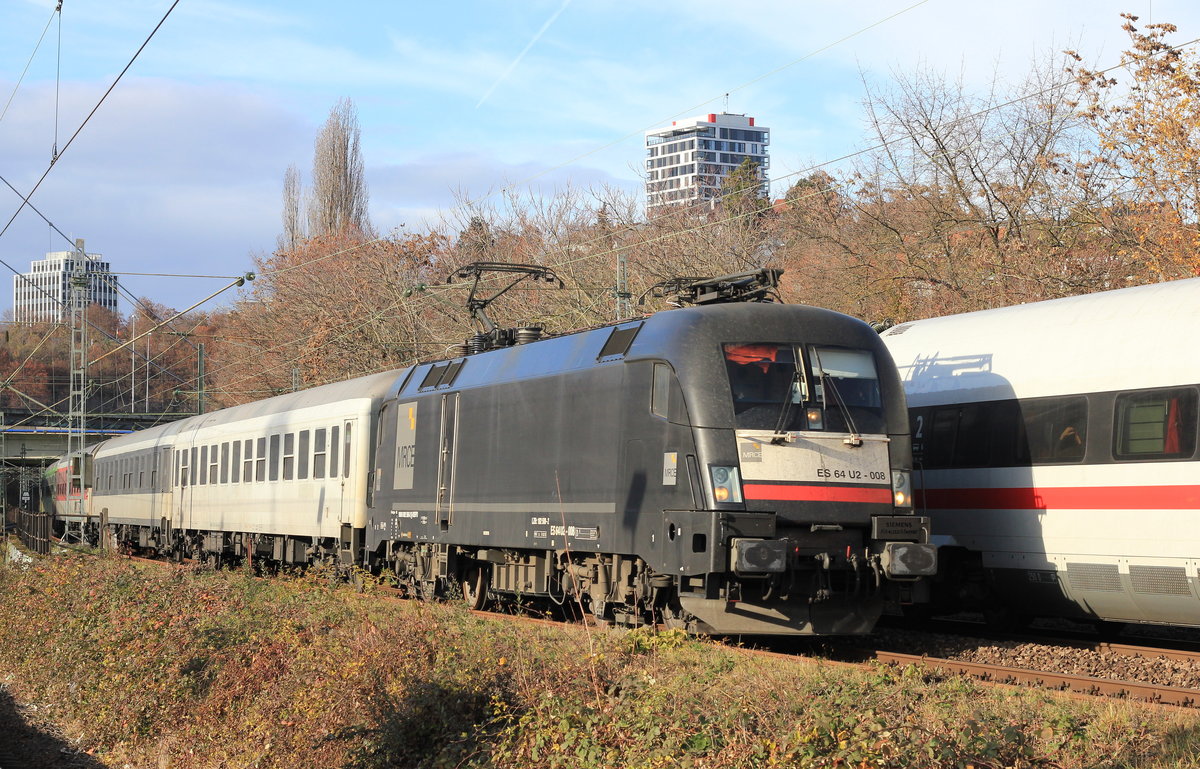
[66,238,88,526]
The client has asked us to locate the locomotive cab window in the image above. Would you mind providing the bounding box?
[723,343,884,433]
[1114,387,1198,460]
[651,363,671,418]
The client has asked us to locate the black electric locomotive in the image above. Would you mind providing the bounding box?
[53,269,934,636]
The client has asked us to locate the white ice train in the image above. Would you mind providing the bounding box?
[881,278,1200,628]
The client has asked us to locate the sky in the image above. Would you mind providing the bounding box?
[1,0,1196,315]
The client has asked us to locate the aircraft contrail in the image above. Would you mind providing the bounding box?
[476,0,573,108]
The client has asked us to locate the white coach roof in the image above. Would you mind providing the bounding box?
[880,278,1200,407]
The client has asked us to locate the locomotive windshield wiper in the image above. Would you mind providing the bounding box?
[812,349,862,446]
[770,368,802,444]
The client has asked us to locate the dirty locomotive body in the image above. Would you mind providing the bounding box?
[55,301,934,636]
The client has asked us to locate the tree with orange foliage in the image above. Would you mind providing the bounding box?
[1067,14,1200,277]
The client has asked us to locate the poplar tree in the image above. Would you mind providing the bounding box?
[306,98,371,238]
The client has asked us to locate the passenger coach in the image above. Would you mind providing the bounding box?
[882,278,1200,628]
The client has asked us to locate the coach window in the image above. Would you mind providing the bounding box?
[138,456,145,489]
[230,441,240,484]
[256,437,267,482]
[926,408,960,469]
[220,442,230,484]
[1021,396,1088,464]
[343,422,353,478]
[330,426,340,480]
[283,433,295,481]
[313,428,327,479]
[194,446,203,485]
[981,400,1024,467]
[298,430,310,480]
[244,439,255,482]
[1114,387,1198,460]
[270,434,281,482]
[209,444,219,484]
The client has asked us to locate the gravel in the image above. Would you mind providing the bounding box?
[868,627,1200,690]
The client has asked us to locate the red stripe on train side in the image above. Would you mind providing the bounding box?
[743,484,893,504]
[919,485,1200,510]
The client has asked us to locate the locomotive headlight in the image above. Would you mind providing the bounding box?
[892,470,912,509]
[710,466,743,504]
[805,407,824,430]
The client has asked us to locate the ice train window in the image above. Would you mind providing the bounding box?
[231,441,241,484]
[1114,387,1198,460]
[1020,396,1087,464]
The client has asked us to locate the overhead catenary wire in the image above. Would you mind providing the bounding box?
[0,0,182,244]
[186,34,1200,408]
[446,32,1200,289]
[20,16,1195,420]
[53,0,62,160]
[256,24,1200,304]
[0,0,198,405]
[0,2,61,124]
[0,0,231,400]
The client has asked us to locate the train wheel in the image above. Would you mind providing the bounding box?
[461,564,489,611]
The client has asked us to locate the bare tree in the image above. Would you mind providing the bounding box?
[280,163,305,250]
[307,98,371,238]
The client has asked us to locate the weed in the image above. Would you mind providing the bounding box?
[1,554,1198,768]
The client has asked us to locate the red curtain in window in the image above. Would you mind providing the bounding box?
[724,344,778,372]
[1164,396,1181,454]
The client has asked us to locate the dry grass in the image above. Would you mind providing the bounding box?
[1,552,1197,768]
